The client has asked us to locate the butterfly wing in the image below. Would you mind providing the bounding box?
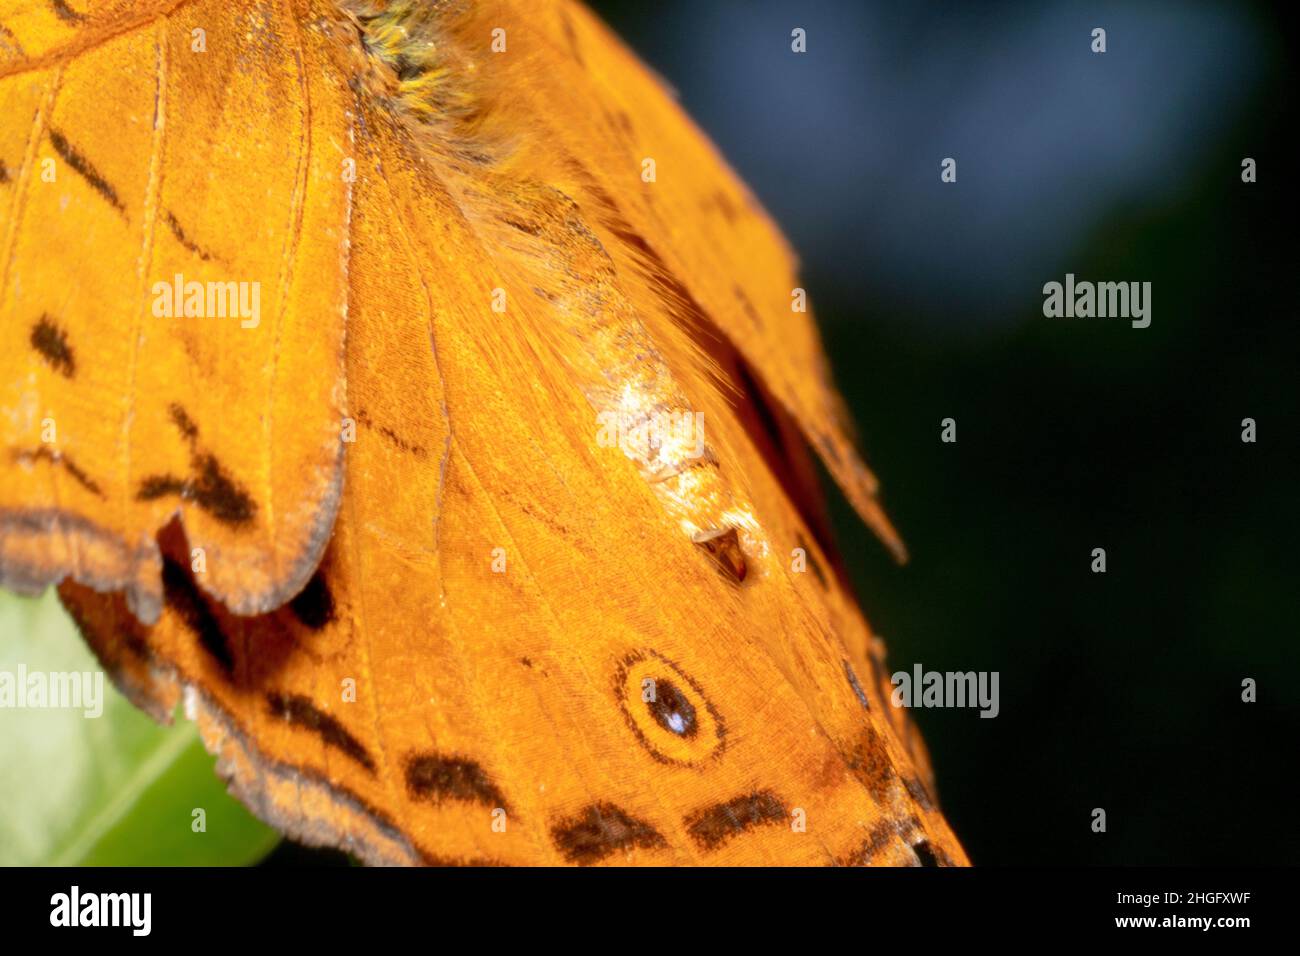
[12,0,966,865]
[0,0,350,618]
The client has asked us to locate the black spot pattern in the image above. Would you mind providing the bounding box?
[843,659,871,711]
[912,839,950,867]
[551,803,667,865]
[684,790,787,851]
[266,691,375,772]
[11,448,103,497]
[647,679,697,738]
[288,571,335,630]
[135,404,257,527]
[404,753,509,810]
[161,555,232,674]
[30,315,74,377]
[48,128,124,214]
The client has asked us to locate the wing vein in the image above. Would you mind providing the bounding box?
[125,19,168,544]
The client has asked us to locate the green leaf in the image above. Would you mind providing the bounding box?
[0,589,281,865]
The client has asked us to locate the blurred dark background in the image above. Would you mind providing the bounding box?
[589,0,1300,865]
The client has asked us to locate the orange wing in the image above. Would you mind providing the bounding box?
[5,0,965,865]
[0,0,348,618]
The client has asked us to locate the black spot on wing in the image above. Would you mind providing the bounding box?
[168,403,199,443]
[500,216,542,236]
[904,775,936,812]
[48,128,124,215]
[30,315,74,377]
[684,790,787,852]
[163,209,213,261]
[843,659,871,711]
[137,455,256,527]
[847,725,897,803]
[911,838,951,867]
[558,7,584,67]
[404,753,509,811]
[606,218,714,338]
[840,820,899,866]
[733,284,762,327]
[50,0,86,24]
[136,404,257,527]
[712,191,739,223]
[0,22,24,59]
[11,448,103,497]
[647,679,697,738]
[551,803,667,865]
[354,408,427,458]
[288,570,335,630]
[0,160,10,183]
[266,691,375,773]
[161,555,233,674]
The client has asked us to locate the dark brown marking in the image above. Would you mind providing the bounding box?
[163,673,497,865]
[501,216,542,236]
[266,691,375,773]
[846,726,896,803]
[168,403,199,443]
[161,555,233,674]
[30,315,74,377]
[911,839,950,867]
[733,284,761,327]
[843,659,871,711]
[607,219,714,338]
[0,161,10,183]
[163,209,213,261]
[49,0,86,23]
[685,790,788,851]
[137,454,256,527]
[11,448,103,497]
[559,7,584,66]
[520,657,533,668]
[904,775,936,812]
[404,753,509,810]
[48,129,124,214]
[551,803,667,865]
[136,405,257,527]
[692,526,747,583]
[354,408,427,458]
[0,22,25,58]
[840,821,898,866]
[713,191,739,223]
[288,570,335,630]
[614,649,726,767]
[647,679,697,738]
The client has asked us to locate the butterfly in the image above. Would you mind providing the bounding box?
[0,0,968,865]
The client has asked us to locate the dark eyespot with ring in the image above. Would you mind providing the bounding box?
[647,679,697,738]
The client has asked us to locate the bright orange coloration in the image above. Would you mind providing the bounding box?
[0,0,966,865]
